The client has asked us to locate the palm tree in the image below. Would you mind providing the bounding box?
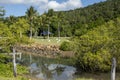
[57,12,63,41]
[26,6,37,40]
[46,9,54,41]
[33,16,42,38]
[9,15,15,25]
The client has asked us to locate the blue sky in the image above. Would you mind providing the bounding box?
[0,0,106,17]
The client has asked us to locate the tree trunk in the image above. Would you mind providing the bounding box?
[30,26,32,40]
[20,30,22,38]
[58,22,60,40]
[19,53,22,60]
[48,25,50,42]
[111,57,116,80]
[34,30,38,38]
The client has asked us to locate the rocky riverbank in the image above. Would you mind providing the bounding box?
[15,43,74,58]
[16,43,60,58]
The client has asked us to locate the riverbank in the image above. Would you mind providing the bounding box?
[0,53,44,80]
[15,43,74,58]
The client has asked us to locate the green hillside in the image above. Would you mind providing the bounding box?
[54,0,120,36]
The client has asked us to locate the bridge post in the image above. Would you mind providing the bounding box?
[111,57,116,80]
[13,48,17,77]
[19,53,22,60]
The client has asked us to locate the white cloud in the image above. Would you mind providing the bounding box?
[0,0,48,4]
[0,0,23,4]
[0,0,82,13]
[47,0,82,11]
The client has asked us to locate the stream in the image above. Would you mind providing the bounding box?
[21,54,76,80]
[20,53,120,80]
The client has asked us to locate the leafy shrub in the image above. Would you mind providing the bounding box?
[0,54,28,78]
[0,63,28,78]
[59,41,73,51]
[73,19,120,72]
[75,49,112,72]
[0,54,12,63]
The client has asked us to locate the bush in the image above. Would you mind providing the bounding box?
[59,41,73,51]
[0,54,28,78]
[75,50,111,72]
[0,54,12,63]
[0,63,28,78]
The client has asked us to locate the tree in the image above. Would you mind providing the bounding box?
[26,6,37,40]
[10,18,29,43]
[57,12,62,40]
[47,9,54,17]
[0,7,5,18]
[32,15,42,38]
[39,14,47,38]
[8,15,16,25]
[72,21,113,72]
[0,22,13,52]
[46,9,55,41]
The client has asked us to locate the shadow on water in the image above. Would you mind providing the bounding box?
[20,53,120,80]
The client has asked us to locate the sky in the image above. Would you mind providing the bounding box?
[0,0,106,17]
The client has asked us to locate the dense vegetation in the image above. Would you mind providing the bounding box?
[72,18,120,72]
[59,0,120,72]
[32,0,119,37]
[0,6,30,79]
[1,0,120,39]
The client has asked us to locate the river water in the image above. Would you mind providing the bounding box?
[20,53,120,80]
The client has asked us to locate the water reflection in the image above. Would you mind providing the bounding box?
[31,63,76,80]
[21,53,120,80]
[22,54,76,80]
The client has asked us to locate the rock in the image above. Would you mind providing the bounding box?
[16,44,61,57]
